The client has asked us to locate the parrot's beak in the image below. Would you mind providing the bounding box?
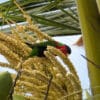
[66,45,71,54]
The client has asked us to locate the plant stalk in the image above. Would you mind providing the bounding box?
[76,0,100,96]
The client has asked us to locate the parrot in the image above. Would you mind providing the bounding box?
[26,40,71,57]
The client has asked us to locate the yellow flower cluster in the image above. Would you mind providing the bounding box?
[0,62,12,68]
[15,55,82,99]
[0,1,82,99]
[0,34,31,66]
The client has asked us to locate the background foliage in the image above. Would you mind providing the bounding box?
[0,0,81,36]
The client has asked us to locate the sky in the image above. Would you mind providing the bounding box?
[0,0,8,3]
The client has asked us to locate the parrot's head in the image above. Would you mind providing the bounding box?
[55,41,71,55]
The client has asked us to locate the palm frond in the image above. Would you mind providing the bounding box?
[0,0,81,36]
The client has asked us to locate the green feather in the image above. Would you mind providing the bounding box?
[29,46,39,57]
[33,40,56,47]
[34,40,64,46]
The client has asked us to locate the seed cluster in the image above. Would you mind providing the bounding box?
[0,1,82,100]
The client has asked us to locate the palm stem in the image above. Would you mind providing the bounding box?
[76,0,100,97]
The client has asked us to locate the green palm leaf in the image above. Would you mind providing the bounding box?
[0,0,81,36]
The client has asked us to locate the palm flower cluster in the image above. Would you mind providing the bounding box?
[0,1,82,100]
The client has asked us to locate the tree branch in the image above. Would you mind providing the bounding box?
[44,75,53,100]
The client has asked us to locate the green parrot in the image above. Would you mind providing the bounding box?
[26,40,71,57]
